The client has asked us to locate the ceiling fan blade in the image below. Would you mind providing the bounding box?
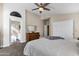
[34,3,40,7]
[32,8,39,11]
[43,3,50,7]
[44,8,50,11]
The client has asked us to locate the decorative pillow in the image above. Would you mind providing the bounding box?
[46,36,64,40]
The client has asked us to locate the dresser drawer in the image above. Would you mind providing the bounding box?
[26,32,40,42]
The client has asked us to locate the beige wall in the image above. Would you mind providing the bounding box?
[26,11,43,36]
[0,4,3,47]
[49,13,79,38]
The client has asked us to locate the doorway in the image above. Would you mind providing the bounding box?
[43,18,50,37]
[9,11,22,45]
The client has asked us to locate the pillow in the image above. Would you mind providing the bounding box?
[45,36,64,40]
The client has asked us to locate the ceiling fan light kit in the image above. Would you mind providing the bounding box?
[39,7,44,11]
[32,3,50,13]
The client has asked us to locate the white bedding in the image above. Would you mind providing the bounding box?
[24,38,78,56]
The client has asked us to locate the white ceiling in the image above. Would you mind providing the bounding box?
[5,3,79,18]
[24,3,79,16]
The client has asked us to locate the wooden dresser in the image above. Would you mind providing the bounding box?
[26,32,40,42]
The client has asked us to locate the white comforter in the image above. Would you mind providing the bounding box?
[24,38,78,56]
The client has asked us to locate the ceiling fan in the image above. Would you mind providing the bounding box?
[32,3,50,13]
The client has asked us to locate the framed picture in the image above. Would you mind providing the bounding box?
[27,25,37,33]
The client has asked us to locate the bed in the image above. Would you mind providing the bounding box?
[23,37,78,56]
